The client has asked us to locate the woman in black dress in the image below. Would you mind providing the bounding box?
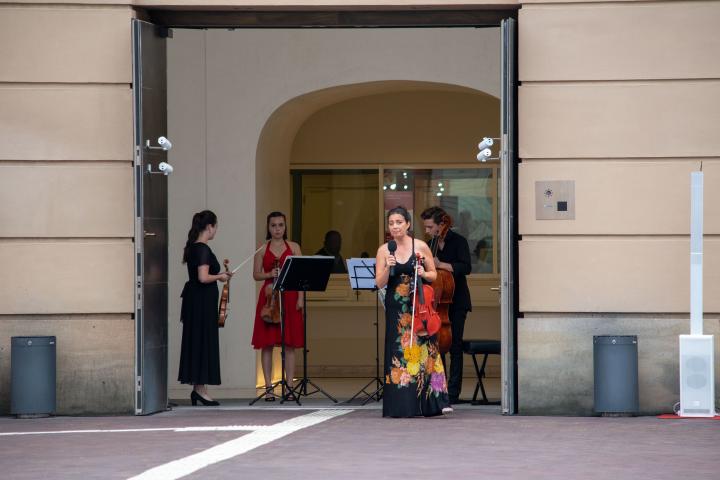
[375,206,452,417]
[178,210,231,406]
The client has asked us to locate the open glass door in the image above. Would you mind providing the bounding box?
[500,17,518,415]
[133,19,169,415]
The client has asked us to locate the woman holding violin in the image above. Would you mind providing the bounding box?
[375,206,451,417]
[251,211,304,401]
[420,206,472,405]
[178,210,232,406]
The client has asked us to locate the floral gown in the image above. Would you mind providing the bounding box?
[383,257,450,417]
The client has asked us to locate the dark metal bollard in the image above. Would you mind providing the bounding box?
[11,336,57,418]
[593,335,639,415]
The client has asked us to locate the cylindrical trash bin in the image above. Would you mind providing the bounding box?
[593,335,639,415]
[11,336,56,417]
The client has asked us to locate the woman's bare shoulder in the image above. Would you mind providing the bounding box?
[414,238,430,250]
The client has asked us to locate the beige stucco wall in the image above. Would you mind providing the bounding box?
[167,27,501,398]
[518,0,720,414]
[0,4,135,414]
[291,89,499,165]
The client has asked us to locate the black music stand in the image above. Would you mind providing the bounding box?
[279,255,337,404]
[345,258,384,405]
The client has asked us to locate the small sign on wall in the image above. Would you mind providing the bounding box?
[535,180,575,220]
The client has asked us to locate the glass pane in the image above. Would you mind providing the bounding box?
[292,170,379,273]
[383,168,495,274]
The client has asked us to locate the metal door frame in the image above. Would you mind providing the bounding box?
[132,19,169,415]
[132,18,144,415]
[132,8,520,414]
[500,17,518,415]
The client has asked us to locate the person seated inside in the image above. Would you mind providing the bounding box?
[473,237,493,273]
[315,230,347,273]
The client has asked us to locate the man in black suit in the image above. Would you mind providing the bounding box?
[421,206,472,404]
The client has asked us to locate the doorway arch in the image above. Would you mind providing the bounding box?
[255,80,500,243]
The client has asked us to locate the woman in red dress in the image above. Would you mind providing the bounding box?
[251,211,304,400]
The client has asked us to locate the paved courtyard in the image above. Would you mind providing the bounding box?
[1,399,719,480]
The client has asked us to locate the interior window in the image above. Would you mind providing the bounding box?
[291,170,379,273]
[383,168,496,274]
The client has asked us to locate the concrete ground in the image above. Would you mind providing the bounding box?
[1,396,719,480]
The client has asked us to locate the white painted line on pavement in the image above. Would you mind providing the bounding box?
[127,409,352,480]
[0,425,264,436]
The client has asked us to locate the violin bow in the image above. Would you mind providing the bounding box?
[409,253,419,349]
[230,244,265,275]
[409,236,420,349]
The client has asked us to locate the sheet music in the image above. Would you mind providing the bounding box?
[346,258,377,290]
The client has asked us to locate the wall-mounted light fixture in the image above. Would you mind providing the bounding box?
[146,162,174,176]
[145,136,172,151]
[476,137,500,162]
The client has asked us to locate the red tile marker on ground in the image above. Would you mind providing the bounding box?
[657,414,720,420]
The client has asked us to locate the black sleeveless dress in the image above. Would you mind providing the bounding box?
[178,242,221,385]
[383,257,450,417]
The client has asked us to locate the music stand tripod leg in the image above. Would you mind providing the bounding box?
[293,290,337,403]
[362,289,383,404]
[347,286,384,405]
[249,288,299,405]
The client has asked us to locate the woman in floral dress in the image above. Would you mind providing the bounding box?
[375,206,452,418]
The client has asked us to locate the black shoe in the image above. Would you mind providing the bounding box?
[264,387,276,402]
[191,391,220,406]
[449,396,468,405]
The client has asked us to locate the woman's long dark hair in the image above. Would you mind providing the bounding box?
[387,205,411,224]
[265,211,287,240]
[387,205,413,238]
[182,210,217,263]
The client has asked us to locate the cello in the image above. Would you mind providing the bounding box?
[218,259,231,327]
[430,214,455,354]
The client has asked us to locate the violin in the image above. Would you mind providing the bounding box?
[410,253,441,340]
[218,259,230,327]
[431,214,455,354]
[260,259,281,324]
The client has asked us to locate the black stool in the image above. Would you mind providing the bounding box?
[462,339,501,405]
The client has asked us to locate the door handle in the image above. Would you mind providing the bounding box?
[490,286,501,292]
[144,231,156,237]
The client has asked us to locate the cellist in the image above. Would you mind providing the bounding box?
[420,206,472,405]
